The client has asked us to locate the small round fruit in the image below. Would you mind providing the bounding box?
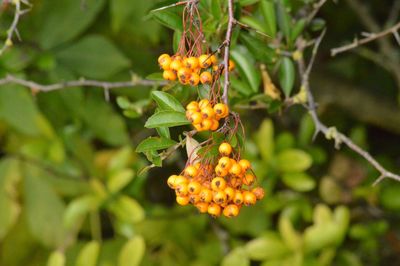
[186,101,199,111]
[195,202,209,213]
[243,191,257,205]
[228,59,235,71]
[198,99,211,109]
[184,56,199,69]
[219,142,232,156]
[252,187,265,200]
[174,175,188,187]
[199,54,212,68]
[238,159,251,171]
[170,58,183,72]
[158,54,170,64]
[213,190,227,204]
[175,183,189,196]
[201,119,213,131]
[193,123,203,131]
[159,56,172,70]
[199,188,213,203]
[184,165,198,177]
[189,194,200,204]
[201,106,215,119]
[213,103,229,119]
[189,112,202,124]
[163,70,177,81]
[223,204,239,217]
[210,119,219,131]
[176,196,190,206]
[177,67,191,81]
[224,186,235,202]
[242,173,255,186]
[233,191,244,205]
[218,157,232,169]
[188,181,202,194]
[200,71,213,84]
[211,177,227,191]
[189,72,200,86]
[167,175,177,188]
[210,55,218,65]
[207,203,222,217]
[215,165,228,177]
[230,163,243,176]
[229,177,242,188]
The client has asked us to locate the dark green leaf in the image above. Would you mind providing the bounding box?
[151,91,185,112]
[260,0,276,38]
[111,0,136,32]
[136,137,177,153]
[151,10,183,31]
[276,1,292,44]
[279,57,295,97]
[291,18,306,42]
[239,16,267,35]
[144,111,190,128]
[231,49,261,94]
[239,33,276,64]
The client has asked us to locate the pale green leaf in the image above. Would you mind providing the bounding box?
[136,137,177,153]
[118,236,146,266]
[277,149,312,172]
[76,241,100,266]
[144,111,190,128]
[151,91,185,112]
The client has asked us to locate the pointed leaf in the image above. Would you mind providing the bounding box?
[260,0,276,38]
[279,57,295,97]
[136,137,177,153]
[118,236,146,266]
[151,91,185,112]
[144,111,190,128]
[76,241,100,266]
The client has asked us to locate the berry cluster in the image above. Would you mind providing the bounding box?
[158,54,235,85]
[167,142,264,218]
[185,99,229,132]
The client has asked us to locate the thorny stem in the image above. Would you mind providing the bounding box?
[297,30,400,185]
[222,0,234,105]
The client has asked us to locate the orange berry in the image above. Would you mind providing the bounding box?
[176,183,189,196]
[194,162,201,169]
[228,59,235,71]
[238,159,251,171]
[198,99,211,109]
[200,119,213,131]
[195,202,209,213]
[159,56,172,70]
[200,71,213,84]
[210,119,219,131]
[163,70,177,81]
[189,112,202,124]
[233,191,244,205]
[219,142,232,156]
[184,165,198,177]
[177,67,191,81]
[158,54,170,64]
[199,54,212,68]
[218,157,232,169]
[224,186,235,202]
[211,177,227,191]
[167,175,177,188]
[215,165,228,177]
[214,103,229,119]
[174,175,188,187]
[201,106,215,119]
[186,101,199,111]
[252,187,265,200]
[170,58,183,72]
[184,56,199,70]
[193,123,203,131]
[213,190,227,204]
[188,181,202,194]
[242,173,255,186]
[229,177,242,188]
[189,194,201,204]
[199,188,213,203]
[207,203,222,217]
[223,204,240,217]
[210,55,218,65]
[189,72,200,86]
[213,65,219,72]
[176,196,190,206]
[230,163,243,176]
[243,191,257,205]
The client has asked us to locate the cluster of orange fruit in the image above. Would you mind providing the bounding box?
[158,53,235,85]
[167,142,264,217]
[185,99,229,132]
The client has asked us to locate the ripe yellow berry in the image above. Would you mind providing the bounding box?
[189,194,200,204]
[189,72,200,86]
[195,202,209,213]
[228,59,235,71]
[184,56,199,70]
[252,187,265,200]
[176,183,189,196]
[230,163,243,176]
[215,165,228,177]
[219,142,232,156]
[177,67,191,82]
[163,70,177,81]
[199,54,212,68]
[176,196,190,206]
[158,54,170,64]
[174,175,188,187]
[233,191,244,205]
[238,159,251,171]
[188,181,202,194]
[201,119,213,131]
[189,112,202,124]
[186,101,199,111]
[224,186,235,202]
[184,165,198,177]
[214,103,229,119]
[211,177,227,191]
[208,203,222,217]
[218,157,232,169]
[198,99,211,109]
[242,173,255,186]
[210,55,218,65]
[200,71,213,84]
[213,65,219,72]
[159,56,172,70]
[201,106,215,119]
[243,191,257,205]
[170,58,183,72]
[199,188,213,203]
[223,204,240,217]
[229,177,242,188]
[210,119,219,131]
[213,190,227,204]
[193,123,203,131]
[167,175,177,188]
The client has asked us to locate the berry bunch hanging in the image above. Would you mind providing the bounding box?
[185,99,229,132]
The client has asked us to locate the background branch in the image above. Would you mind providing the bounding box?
[222,0,234,104]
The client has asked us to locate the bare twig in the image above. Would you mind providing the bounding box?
[222,0,235,104]
[149,0,192,13]
[0,74,166,92]
[306,0,328,24]
[298,31,400,184]
[0,0,31,56]
[330,21,400,56]
[233,19,271,38]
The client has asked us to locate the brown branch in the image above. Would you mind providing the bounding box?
[306,0,328,24]
[298,31,400,185]
[222,0,234,105]
[0,74,166,92]
[0,0,31,56]
[330,21,400,56]
[149,0,192,13]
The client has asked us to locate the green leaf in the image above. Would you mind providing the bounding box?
[108,196,145,224]
[260,0,276,38]
[47,251,65,266]
[108,147,133,174]
[245,233,290,260]
[64,195,100,229]
[37,0,106,49]
[56,35,130,79]
[255,119,274,162]
[136,137,177,153]
[151,91,185,112]
[151,10,183,31]
[239,33,276,64]
[144,111,190,128]
[276,1,292,44]
[279,57,295,97]
[24,165,66,247]
[240,16,267,34]
[231,49,261,94]
[277,149,312,172]
[222,247,250,266]
[230,77,253,96]
[111,0,136,32]
[76,241,100,266]
[0,159,21,240]
[0,85,40,135]
[211,0,222,20]
[118,236,146,266]
[279,216,303,251]
[239,0,260,6]
[380,184,400,210]
[282,172,316,192]
[156,127,171,139]
[107,169,135,193]
[291,18,306,42]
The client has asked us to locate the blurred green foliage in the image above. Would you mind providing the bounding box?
[0,0,399,266]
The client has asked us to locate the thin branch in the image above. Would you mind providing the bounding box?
[149,0,193,13]
[0,74,166,92]
[222,0,234,104]
[298,31,400,185]
[0,0,31,56]
[233,19,271,38]
[306,0,328,24]
[331,21,400,56]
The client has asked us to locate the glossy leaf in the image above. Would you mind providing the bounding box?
[144,111,190,128]
[256,119,274,162]
[108,195,145,224]
[277,149,312,173]
[260,0,277,38]
[231,49,261,94]
[279,57,296,97]
[151,91,185,112]
[136,137,177,153]
[276,1,292,44]
[151,10,183,31]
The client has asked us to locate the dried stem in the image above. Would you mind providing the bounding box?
[298,30,400,185]
[222,0,234,105]
[331,21,400,56]
[0,74,166,92]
